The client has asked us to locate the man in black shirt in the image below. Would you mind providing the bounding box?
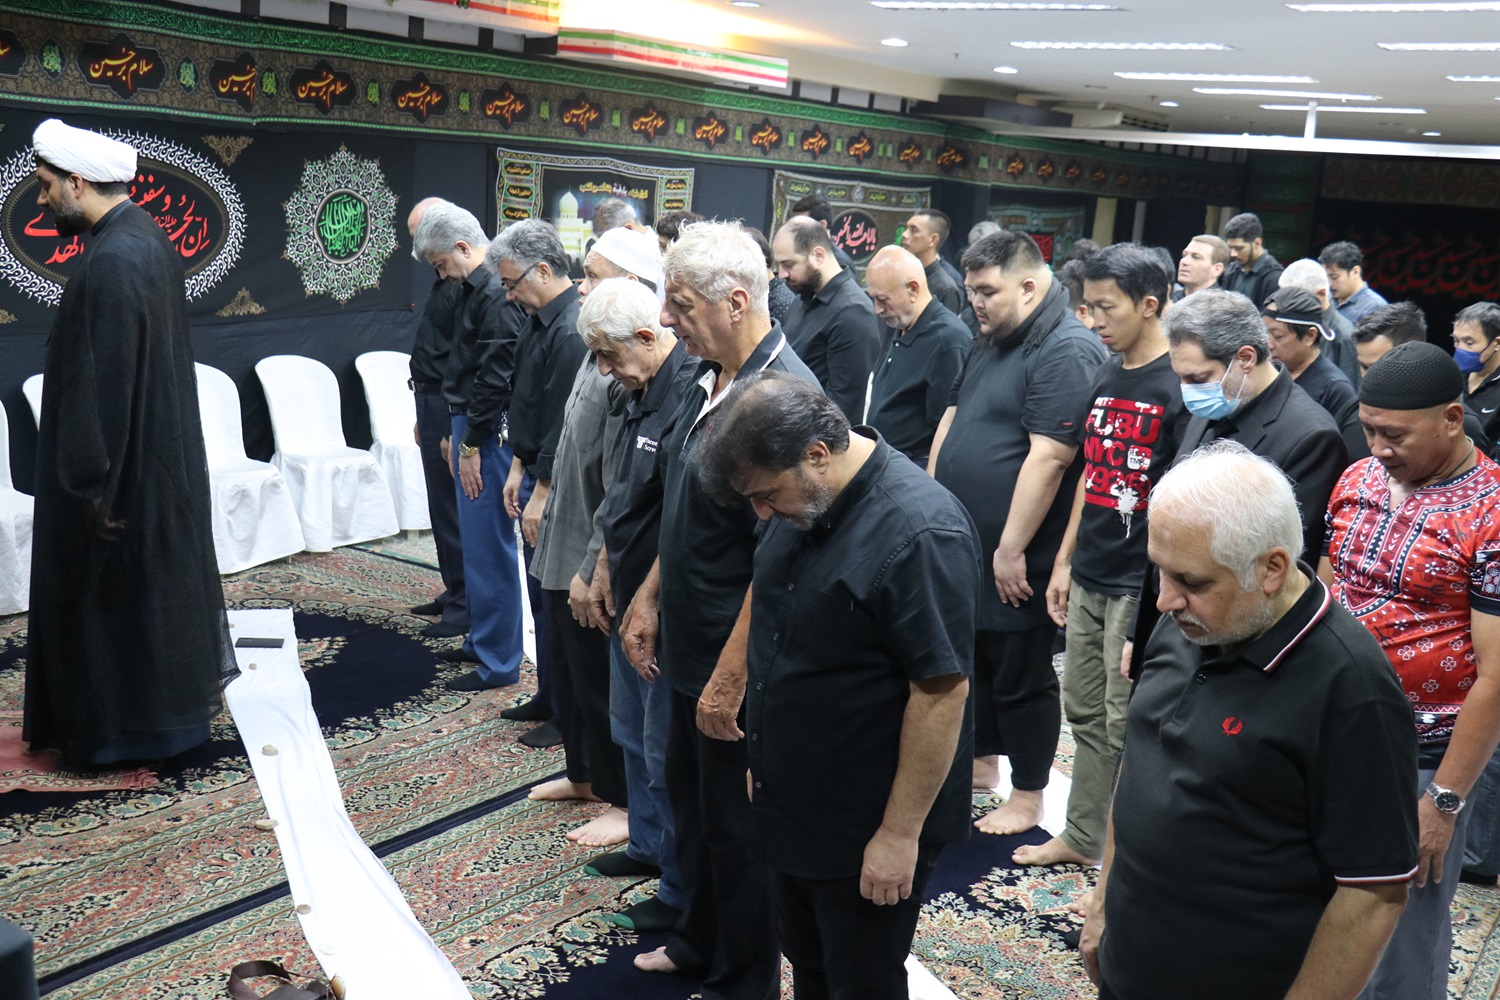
[930,230,1106,836]
[413,202,527,692]
[1457,302,1500,452]
[865,245,970,466]
[697,372,978,1000]
[1083,441,1416,1000]
[406,197,468,639]
[788,193,855,272]
[773,216,882,421]
[492,220,589,740]
[900,209,964,316]
[1262,287,1364,460]
[619,221,818,998]
[1220,212,1284,308]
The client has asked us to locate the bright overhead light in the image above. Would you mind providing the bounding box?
[1290,2,1500,9]
[1424,130,1443,135]
[1115,72,1317,82]
[993,65,1020,73]
[1193,87,1380,99]
[729,0,762,6]
[880,36,910,45]
[1379,41,1500,50]
[1013,40,1231,50]
[1159,100,1180,107]
[1449,75,1500,81]
[870,1,1118,7]
[1260,103,1428,113]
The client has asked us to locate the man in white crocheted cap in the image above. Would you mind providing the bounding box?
[24,118,235,769]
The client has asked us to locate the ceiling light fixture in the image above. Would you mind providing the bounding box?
[880,36,910,45]
[1289,2,1500,10]
[1449,75,1500,81]
[1260,103,1428,112]
[1193,87,1380,99]
[870,1,1118,8]
[1378,41,1500,50]
[1424,130,1443,135]
[1114,72,1317,82]
[1013,40,1231,50]
[1159,100,1180,107]
[993,65,1020,73]
[729,0,762,6]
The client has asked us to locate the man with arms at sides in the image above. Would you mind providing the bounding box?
[581,278,700,934]
[865,245,971,468]
[414,203,527,692]
[1175,234,1227,301]
[1280,257,1361,385]
[899,209,964,316]
[25,119,235,767]
[929,230,1105,835]
[405,196,470,640]
[1083,442,1417,1000]
[1023,244,1188,869]
[1220,212,1284,308]
[773,216,882,422]
[1262,288,1366,460]
[1320,344,1500,1000]
[1455,302,1500,453]
[787,193,855,272]
[525,227,661,846]
[697,373,978,1000]
[1321,240,1388,325]
[491,220,589,746]
[619,222,819,997]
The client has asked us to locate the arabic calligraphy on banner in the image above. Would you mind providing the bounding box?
[0,29,26,77]
[209,51,256,112]
[78,32,165,100]
[391,72,448,122]
[290,60,356,115]
[771,169,929,279]
[482,84,532,128]
[0,130,245,307]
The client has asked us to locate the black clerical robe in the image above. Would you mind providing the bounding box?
[24,200,235,768]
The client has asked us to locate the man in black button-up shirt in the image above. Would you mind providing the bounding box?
[698,372,978,1000]
[773,216,882,422]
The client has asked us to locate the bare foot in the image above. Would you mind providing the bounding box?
[634,946,678,973]
[568,806,630,846]
[973,754,1001,790]
[529,777,600,803]
[975,788,1044,835]
[1066,889,1094,918]
[1012,836,1099,867]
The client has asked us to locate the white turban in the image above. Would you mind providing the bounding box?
[590,227,665,304]
[32,118,137,184]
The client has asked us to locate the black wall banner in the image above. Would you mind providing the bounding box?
[770,170,931,279]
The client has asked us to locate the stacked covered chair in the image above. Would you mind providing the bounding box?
[354,350,429,531]
[254,355,398,551]
[0,401,33,614]
[20,375,42,429]
[195,363,306,574]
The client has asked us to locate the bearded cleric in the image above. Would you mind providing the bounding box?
[24,119,235,768]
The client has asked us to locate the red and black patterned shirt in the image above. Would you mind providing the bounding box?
[1326,454,1500,744]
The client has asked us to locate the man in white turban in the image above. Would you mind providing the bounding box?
[24,119,235,768]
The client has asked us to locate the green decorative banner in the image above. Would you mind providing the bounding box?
[771,170,931,279]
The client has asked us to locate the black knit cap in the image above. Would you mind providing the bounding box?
[1359,341,1464,410]
[1262,287,1329,341]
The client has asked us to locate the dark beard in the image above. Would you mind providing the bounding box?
[788,271,825,300]
[51,202,90,237]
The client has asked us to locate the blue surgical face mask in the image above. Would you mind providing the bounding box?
[1456,347,1487,374]
[1180,365,1248,420]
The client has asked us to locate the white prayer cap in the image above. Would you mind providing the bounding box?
[32,118,137,184]
[590,227,664,304]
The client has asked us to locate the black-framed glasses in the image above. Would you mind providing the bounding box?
[501,262,539,292]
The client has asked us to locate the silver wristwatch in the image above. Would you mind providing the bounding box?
[1425,781,1465,815]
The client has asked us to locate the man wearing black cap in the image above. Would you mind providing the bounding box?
[1323,342,1500,1000]
[1262,287,1365,460]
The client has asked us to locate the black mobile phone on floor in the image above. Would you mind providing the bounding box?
[234,637,285,648]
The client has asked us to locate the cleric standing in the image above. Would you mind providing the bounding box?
[25,119,235,767]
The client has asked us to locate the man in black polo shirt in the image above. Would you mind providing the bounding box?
[773,216,882,421]
[899,209,964,316]
[930,229,1105,836]
[1083,441,1417,1000]
[406,197,468,639]
[788,193,855,272]
[696,372,977,1000]
[865,245,970,467]
[490,220,588,743]
[620,221,818,998]
[1220,212,1284,308]
[1262,287,1365,460]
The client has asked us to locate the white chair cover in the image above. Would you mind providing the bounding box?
[196,363,306,574]
[354,351,429,531]
[0,401,33,614]
[254,355,399,552]
[21,374,42,429]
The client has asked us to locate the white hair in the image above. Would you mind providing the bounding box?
[578,277,665,347]
[663,220,769,311]
[1280,258,1332,296]
[969,220,1002,245]
[1150,440,1303,590]
[411,201,486,260]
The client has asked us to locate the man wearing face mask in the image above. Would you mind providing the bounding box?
[1455,303,1500,450]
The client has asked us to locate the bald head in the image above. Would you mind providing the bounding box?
[866,245,930,330]
[408,196,444,237]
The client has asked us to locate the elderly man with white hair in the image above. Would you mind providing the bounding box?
[1082,440,1418,1000]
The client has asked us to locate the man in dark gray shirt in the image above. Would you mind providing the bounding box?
[901,208,964,317]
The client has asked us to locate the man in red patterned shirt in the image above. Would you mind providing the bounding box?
[1322,342,1500,1000]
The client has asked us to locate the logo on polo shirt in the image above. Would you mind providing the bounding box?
[1221,716,1244,736]
[636,434,659,454]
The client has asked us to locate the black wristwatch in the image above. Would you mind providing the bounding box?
[1425,781,1465,815]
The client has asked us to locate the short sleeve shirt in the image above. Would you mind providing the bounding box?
[1102,577,1418,1000]
[746,433,981,879]
[1325,455,1500,744]
[866,298,971,465]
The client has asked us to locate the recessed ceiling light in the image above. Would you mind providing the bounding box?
[993,65,1020,73]
[1290,2,1500,10]
[1159,100,1180,107]
[729,0,762,6]
[1013,40,1231,50]
[1115,72,1317,82]
[870,1,1118,7]
[1424,130,1443,135]
[1379,41,1500,50]
[1193,87,1380,99]
[881,36,910,46]
[1260,103,1428,113]
[1450,75,1500,81]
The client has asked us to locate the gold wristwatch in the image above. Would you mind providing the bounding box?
[459,443,480,458]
